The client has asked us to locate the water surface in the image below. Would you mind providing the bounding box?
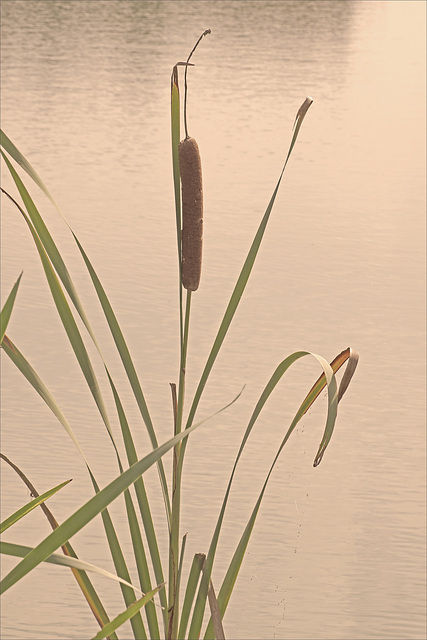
[1,1,425,639]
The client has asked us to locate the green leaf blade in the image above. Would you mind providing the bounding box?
[178,553,205,640]
[1,541,142,593]
[0,479,72,534]
[184,97,314,438]
[203,348,358,639]
[0,272,23,343]
[91,585,164,640]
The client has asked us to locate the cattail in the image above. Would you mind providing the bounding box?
[180,136,203,291]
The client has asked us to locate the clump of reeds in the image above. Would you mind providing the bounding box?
[0,29,358,640]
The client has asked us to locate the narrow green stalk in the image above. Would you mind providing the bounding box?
[167,454,180,640]
[171,65,184,350]
[176,290,192,436]
[168,289,192,639]
[176,532,187,607]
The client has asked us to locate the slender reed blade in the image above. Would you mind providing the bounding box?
[0,130,59,209]
[0,153,100,352]
[178,553,205,640]
[171,65,182,269]
[2,154,169,635]
[0,272,22,342]
[91,584,164,640]
[1,179,116,448]
[191,351,338,639]
[88,474,148,640]
[2,332,143,637]
[74,237,171,526]
[176,533,187,605]
[183,97,314,439]
[1,545,119,638]
[1,336,89,462]
[2,188,151,623]
[0,480,72,534]
[184,101,315,637]
[123,487,159,639]
[109,374,163,639]
[202,350,358,638]
[0,541,143,593]
[1,128,164,639]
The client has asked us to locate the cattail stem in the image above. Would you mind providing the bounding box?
[168,31,210,640]
[176,289,191,436]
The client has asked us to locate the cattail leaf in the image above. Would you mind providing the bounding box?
[0,152,101,354]
[87,473,147,640]
[122,484,160,639]
[171,65,182,260]
[0,541,145,594]
[178,553,205,640]
[14,199,115,445]
[202,348,358,639]
[70,250,169,634]
[313,348,359,466]
[0,130,60,210]
[337,348,359,402]
[288,96,313,160]
[185,98,314,639]
[108,372,165,637]
[74,234,171,528]
[192,350,333,639]
[1,158,114,444]
[0,272,22,343]
[1,335,89,463]
[90,584,165,640]
[0,480,72,534]
[184,97,314,437]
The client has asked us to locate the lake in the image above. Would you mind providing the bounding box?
[1,1,425,639]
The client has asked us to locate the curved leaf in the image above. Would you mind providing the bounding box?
[183,97,314,441]
[202,348,358,639]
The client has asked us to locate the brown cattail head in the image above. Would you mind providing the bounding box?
[179,136,203,291]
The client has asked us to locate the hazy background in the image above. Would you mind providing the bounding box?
[1,1,425,639]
